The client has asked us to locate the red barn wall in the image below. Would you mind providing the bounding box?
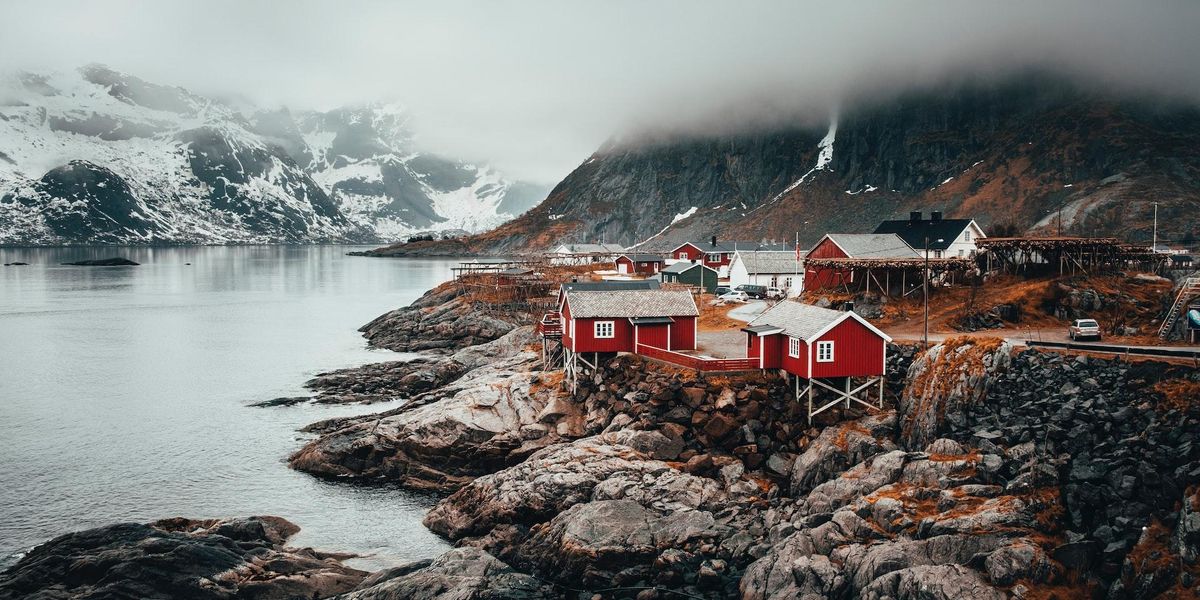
[810,318,885,378]
[670,316,697,350]
[761,334,783,369]
[571,316,635,353]
[747,334,761,360]
[636,323,670,349]
[562,302,574,349]
[805,237,852,289]
[781,336,808,378]
[672,244,703,261]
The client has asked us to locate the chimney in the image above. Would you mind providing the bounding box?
[909,211,922,223]
[931,211,943,222]
[710,235,717,247]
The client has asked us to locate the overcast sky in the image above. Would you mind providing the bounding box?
[2,1,1199,182]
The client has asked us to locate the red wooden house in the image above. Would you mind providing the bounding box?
[743,300,892,422]
[561,289,698,355]
[671,238,760,270]
[804,233,918,289]
[615,253,666,275]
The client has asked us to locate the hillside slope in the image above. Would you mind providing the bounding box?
[416,77,1200,255]
[0,66,549,245]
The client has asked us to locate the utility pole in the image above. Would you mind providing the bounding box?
[1152,202,1158,251]
[924,236,930,349]
[923,236,944,349]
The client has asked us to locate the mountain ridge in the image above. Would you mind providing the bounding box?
[372,75,1200,256]
[0,65,550,245]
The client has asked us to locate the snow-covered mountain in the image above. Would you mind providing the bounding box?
[0,65,548,245]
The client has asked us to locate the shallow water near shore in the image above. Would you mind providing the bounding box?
[0,246,457,571]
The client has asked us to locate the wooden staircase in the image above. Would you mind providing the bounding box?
[1159,276,1200,339]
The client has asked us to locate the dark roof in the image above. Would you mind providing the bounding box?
[561,280,661,294]
[630,316,675,325]
[619,253,665,262]
[873,218,976,251]
[742,324,785,334]
[662,261,718,274]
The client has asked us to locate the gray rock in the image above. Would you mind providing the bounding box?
[337,548,555,599]
[860,564,1006,600]
[790,413,898,496]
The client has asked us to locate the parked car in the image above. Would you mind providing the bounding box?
[718,290,749,303]
[714,286,732,296]
[1069,318,1102,341]
[766,287,786,299]
[735,284,768,299]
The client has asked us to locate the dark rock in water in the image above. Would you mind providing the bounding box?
[0,516,366,600]
[3,262,28,266]
[62,257,139,266]
[249,396,311,407]
[359,283,515,353]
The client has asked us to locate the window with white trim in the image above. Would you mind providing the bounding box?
[706,253,720,262]
[788,336,800,358]
[594,321,615,338]
[679,251,689,260]
[816,340,834,362]
[964,231,971,242]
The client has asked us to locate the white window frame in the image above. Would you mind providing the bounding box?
[816,340,834,362]
[706,253,720,262]
[933,250,943,259]
[679,251,689,260]
[788,336,801,358]
[594,320,615,339]
[964,231,971,242]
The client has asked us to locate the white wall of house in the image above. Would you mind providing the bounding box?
[929,221,987,259]
[728,258,803,296]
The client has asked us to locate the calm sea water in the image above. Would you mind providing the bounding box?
[0,246,457,571]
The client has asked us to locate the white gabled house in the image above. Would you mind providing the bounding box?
[728,250,804,296]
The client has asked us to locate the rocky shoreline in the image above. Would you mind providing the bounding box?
[5,284,1200,599]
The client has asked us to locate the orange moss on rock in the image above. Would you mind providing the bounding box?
[1153,378,1200,413]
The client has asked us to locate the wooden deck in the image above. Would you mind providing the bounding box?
[635,343,759,371]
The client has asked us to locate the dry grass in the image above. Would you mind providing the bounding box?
[697,295,749,331]
[1153,378,1200,412]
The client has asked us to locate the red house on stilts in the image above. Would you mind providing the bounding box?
[804,233,918,290]
[743,300,892,422]
[559,288,698,390]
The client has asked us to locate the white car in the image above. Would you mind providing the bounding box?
[1069,318,1101,341]
[718,290,749,303]
[766,287,786,299]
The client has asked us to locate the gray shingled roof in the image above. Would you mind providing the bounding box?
[662,261,716,274]
[566,290,699,318]
[619,253,665,262]
[734,250,802,275]
[561,280,660,293]
[747,301,849,341]
[823,233,920,259]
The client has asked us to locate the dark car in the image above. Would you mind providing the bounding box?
[715,286,732,296]
[735,284,768,299]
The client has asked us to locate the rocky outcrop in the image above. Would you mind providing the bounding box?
[789,413,898,496]
[289,345,557,490]
[898,337,1012,450]
[336,547,555,600]
[860,564,1006,600]
[358,283,516,353]
[0,516,365,600]
[61,257,139,266]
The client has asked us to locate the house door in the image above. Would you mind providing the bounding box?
[637,324,670,349]
[618,262,628,274]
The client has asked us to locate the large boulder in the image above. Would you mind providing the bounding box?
[790,412,898,496]
[336,547,555,600]
[359,284,516,353]
[898,338,1012,450]
[289,349,558,491]
[517,499,725,586]
[860,564,1006,600]
[0,516,365,600]
[423,431,711,540]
